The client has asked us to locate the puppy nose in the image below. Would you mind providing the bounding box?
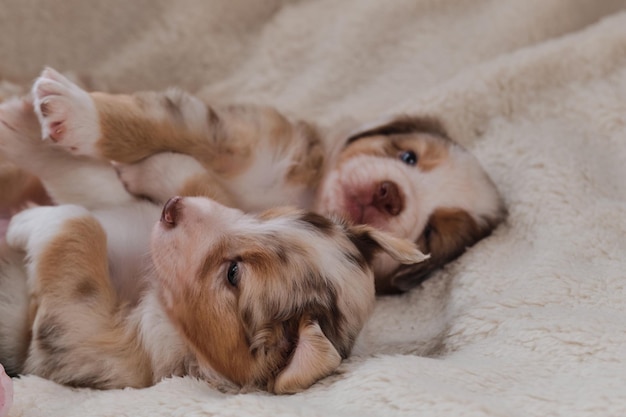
[372,181,403,216]
[161,196,182,227]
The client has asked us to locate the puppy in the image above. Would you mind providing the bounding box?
[20,68,505,294]
[0,97,428,393]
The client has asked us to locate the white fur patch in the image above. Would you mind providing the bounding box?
[6,205,90,253]
[133,291,190,379]
[226,144,312,212]
[6,205,91,280]
[92,201,161,302]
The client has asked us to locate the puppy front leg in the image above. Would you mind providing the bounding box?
[32,68,325,209]
[0,97,135,209]
[32,68,217,164]
[32,68,322,179]
[6,206,151,388]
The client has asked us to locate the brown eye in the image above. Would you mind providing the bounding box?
[399,150,418,166]
[226,261,240,287]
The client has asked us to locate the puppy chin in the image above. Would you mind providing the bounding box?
[149,206,181,285]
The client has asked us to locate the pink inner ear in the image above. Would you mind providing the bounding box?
[0,363,13,417]
[272,320,341,394]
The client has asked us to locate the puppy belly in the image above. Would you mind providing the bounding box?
[93,202,161,303]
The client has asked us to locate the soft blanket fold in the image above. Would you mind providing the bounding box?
[1,1,626,416]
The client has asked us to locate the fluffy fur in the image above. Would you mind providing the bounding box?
[0,93,427,393]
[11,68,506,294]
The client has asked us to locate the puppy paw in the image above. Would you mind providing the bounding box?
[6,205,90,255]
[115,162,149,198]
[31,67,100,157]
[114,157,171,199]
[115,153,205,203]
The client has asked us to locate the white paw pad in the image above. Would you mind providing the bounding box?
[31,67,100,156]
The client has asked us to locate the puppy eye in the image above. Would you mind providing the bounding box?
[226,261,240,287]
[399,150,418,166]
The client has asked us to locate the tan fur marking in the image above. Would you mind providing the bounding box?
[166,283,261,387]
[93,92,216,164]
[35,218,111,295]
[73,278,99,299]
[399,135,449,172]
[257,206,301,221]
[338,133,449,172]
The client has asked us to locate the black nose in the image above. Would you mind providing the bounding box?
[161,196,182,227]
[372,181,403,216]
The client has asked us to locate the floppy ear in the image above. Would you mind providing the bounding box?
[272,319,341,395]
[348,224,429,266]
[389,208,493,292]
[385,258,437,294]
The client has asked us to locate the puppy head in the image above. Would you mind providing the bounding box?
[316,116,506,293]
[150,196,426,393]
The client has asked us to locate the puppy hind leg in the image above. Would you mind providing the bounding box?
[9,206,151,388]
[6,205,92,277]
[38,157,136,209]
[32,68,216,164]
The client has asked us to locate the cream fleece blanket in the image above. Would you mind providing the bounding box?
[2,1,626,416]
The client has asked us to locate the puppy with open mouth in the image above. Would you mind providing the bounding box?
[8,67,505,294]
[0,96,427,393]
